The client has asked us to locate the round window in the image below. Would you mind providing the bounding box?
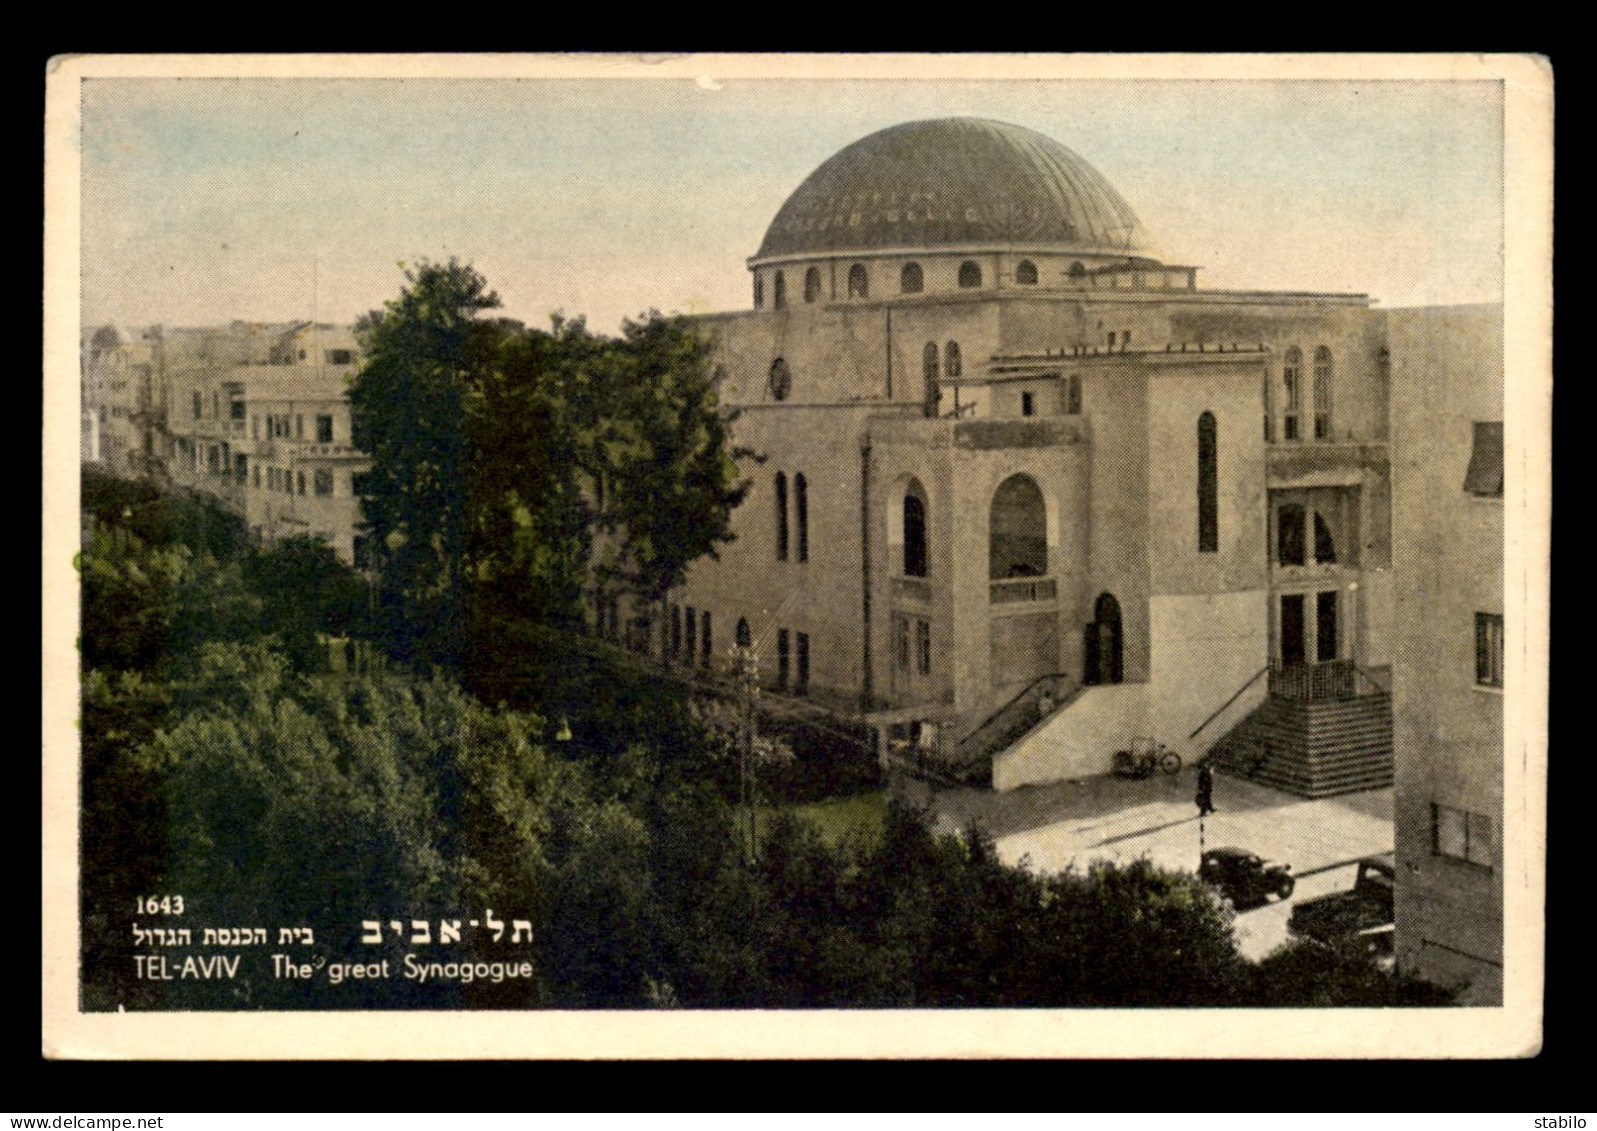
[768,358,791,401]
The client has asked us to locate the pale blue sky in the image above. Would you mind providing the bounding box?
[81,76,1504,334]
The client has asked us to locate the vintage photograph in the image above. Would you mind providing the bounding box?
[43,54,1549,1058]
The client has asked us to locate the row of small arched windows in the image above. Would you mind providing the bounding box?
[758,258,1060,308]
[773,471,808,562]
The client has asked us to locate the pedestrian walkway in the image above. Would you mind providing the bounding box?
[900,767,1393,882]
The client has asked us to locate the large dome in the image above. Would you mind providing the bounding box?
[754,118,1158,262]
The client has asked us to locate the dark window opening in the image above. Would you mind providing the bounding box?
[1015,260,1038,285]
[774,472,789,561]
[1198,412,1218,553]
[923,342,940,418]
[685,604,697,659]
[795,473,808,563]
[1069,261,1086,279]
[1283,347,1303,441]
[1314,512,1337,564]
[1084,593,1123,685]
[736,617,752,648]
[777,628,790,690]
[990,475,1047,580]
[702,610,712,666]
[805,267,822,303]
[1277,504,1306,566]
[230,399,246,420]
[1279,594,1306,666]
[1464,422,1504,497]
[796,632,810,692]
[1022,392,1035,417]
[753,274,763,309]
[915,619,931,675]
[903,489,928,578]
[314,468,333,496]
[848,263,868,298]
[773,271,787,310]
[958,261,982,288]
[894,615,910,672]
[901,262,923,294]
[671,604,682,658]
[316,414,334,443]
[1066,375,1082,415]
[768,357,791,401]
[945,341,961,380]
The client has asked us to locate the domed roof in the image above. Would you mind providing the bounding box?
[754,118,1157,262]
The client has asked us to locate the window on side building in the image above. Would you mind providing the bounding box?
[774,472,789,561]
[1432,803,1493,869]
[901,262,923,294]
[773,271,787,311]
[1476,612,1504,688]
[1276,504,1306,566]
[1283,347,1303,441]
[1464,422,1504,497]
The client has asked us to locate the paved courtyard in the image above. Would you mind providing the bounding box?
[896,767,1393,960]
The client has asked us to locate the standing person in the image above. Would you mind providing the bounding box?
[1196,759,1216,817]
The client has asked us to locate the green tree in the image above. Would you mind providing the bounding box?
[348,260,502,673]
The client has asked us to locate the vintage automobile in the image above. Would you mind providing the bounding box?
[1198,846,1295,908]
[1288,854,1395,953]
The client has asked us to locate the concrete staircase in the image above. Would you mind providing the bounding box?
[1209,690,1393,798]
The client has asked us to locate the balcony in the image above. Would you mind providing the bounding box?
[989,576,1057,605]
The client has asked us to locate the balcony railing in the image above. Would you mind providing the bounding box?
[893,576,932,603]
[990,576,1057,604]
[1268,659,1359,700]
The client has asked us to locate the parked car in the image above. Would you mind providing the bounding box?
[1288,853,1395,953]
[1199,846,1295,908]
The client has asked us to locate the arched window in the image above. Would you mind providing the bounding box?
[1016,260,1038,285]
[794,472,808,563]
[990,474,1047,581]
[901,262,924,293]
[1313,346,1333,439]
[685,604,697,658]
[701,609,712,665]
[945,341,962,379]
[671,604,682,658]
[804,267,821,303]
[903,485,928,578]
[1282,347,1303,441]
[848,263,869,298]
[753,273,764,309]
[1314,512,1337,564]
[1069,261,1087,280]
[772,270,787,310]
[768,357,791,401]
[1197,412,1218,553]
[923,343,940,418]
[774,472,789,561]
[958,261,982,288]
[736,617,752,648]
[1066,374,1082,415]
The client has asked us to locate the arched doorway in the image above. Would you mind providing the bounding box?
[1084,592,1123,685]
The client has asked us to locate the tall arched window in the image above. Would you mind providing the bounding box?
[774,472,789,561]
[945,341,962,379]
[1015,260,1038,285]
[671,604,682,658]
[903,485,928,578]
[1197,412,1218,553]
[848,263,869,298]
[990,474,1047,581]
[1085,593,1123,685]
[1069,261,1086,280]
[701,610,712,665]
[794,473,808,563]
[753,274,764,309]
[901,262,924,293]
[768,357,791,401]
[736,617,752,648]
[958,261,982,288]
[1066,374,1082,415]
[685,604,697,658]
[1313,346,1334,439]
[804,266,821,303]
[923,343,940,418]
[772,270,787,310]
[1282,347,1303,441]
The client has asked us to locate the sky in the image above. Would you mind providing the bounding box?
[77,66,1505,335]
